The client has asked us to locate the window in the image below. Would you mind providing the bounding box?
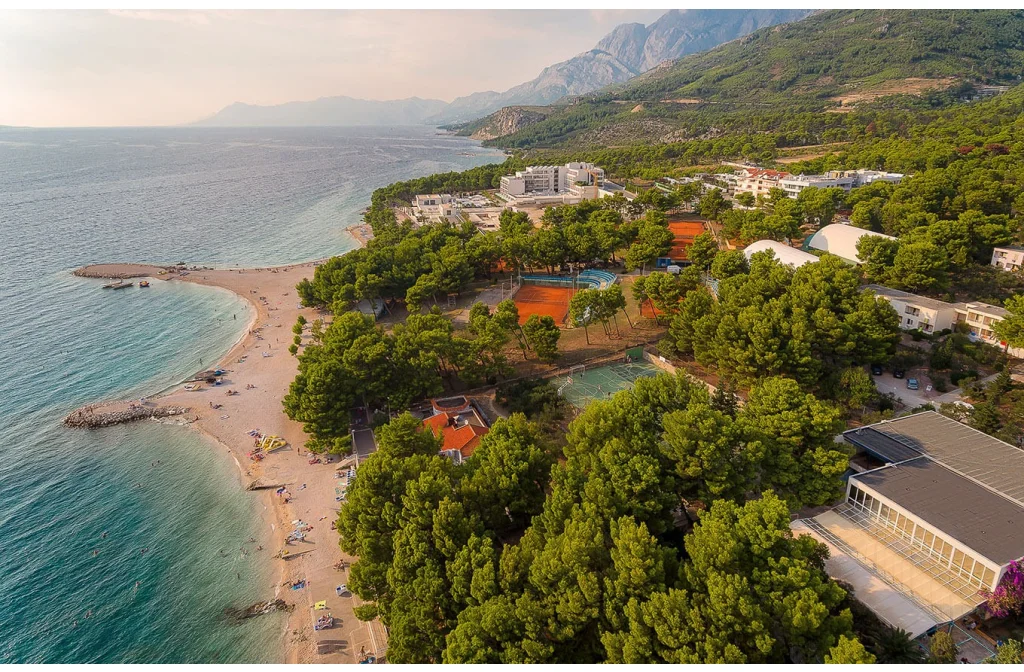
[899,516,915,536]
[923,530,935,549]
[982,568,996,588]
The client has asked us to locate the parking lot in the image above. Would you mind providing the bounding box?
[871,368,936,409]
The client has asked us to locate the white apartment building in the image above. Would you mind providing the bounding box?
[954,301,1023,356]
[866,285,959,334]
[780,173,856,198]
[849,169,904,186]
[733,168,791,197]
[412,194,460,223]
[867,285,1022,357]
[991,245,1024,272]
[780,169,904,198]
[499,162,604,200]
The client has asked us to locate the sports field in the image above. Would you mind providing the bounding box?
[513,284,574,326]
[552,361,663,408]
[667,220,706,261]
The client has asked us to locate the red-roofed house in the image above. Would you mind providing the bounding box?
[734,168,791,198]
[422,397,489,463]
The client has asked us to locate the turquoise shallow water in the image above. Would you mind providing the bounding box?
[0,126,502,662]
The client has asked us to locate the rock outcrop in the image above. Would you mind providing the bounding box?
[223,599,294,622]
[64,404,192,428]
[469,107,549,141]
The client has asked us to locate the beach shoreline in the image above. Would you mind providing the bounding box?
[70,261,384,664]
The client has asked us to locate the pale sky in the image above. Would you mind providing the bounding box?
[0,9,667,127]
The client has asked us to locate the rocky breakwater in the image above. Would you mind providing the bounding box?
[64,403,192,428]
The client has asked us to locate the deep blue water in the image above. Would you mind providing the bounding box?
[0,126,502,662]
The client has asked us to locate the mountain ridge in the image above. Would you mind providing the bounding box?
[474,8,1024,150]
[193,9,813,128]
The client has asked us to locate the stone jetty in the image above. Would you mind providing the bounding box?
[64,404,192,428]
[73,263,172,279]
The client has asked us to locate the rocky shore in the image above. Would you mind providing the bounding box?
[64,403,192,428]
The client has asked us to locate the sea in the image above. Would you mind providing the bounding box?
[0,125,503,663]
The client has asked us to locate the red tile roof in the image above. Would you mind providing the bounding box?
[423,412,489,458]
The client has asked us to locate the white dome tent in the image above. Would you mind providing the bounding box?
[806,223,895,263]
[743,240,819,268]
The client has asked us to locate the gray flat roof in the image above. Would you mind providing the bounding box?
[953,301,1011,318]
[865,411,1024,508]
[844,426,923,463]
[865,284,955,312]
[852,457,1024,565]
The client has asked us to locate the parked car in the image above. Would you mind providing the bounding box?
[906,378,920,390]
[870,363,884,376]
[892,368,906,379]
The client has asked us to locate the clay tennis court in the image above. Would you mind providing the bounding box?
[667,219,706,261]
[513,284,574,326]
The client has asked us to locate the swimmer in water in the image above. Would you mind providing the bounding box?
[101,531,108,539]
[135,581,141,590]
[92,550,99,557]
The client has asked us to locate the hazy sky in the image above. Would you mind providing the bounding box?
[0,9,668,127]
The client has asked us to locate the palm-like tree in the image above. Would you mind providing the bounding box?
[871,627,927,664]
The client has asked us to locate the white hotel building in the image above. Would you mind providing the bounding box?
[499,162,605,200]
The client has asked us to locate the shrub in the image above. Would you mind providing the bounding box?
[288,344,299,355]
[981,560,1024,619]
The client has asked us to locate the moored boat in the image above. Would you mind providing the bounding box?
[138,280,150,288]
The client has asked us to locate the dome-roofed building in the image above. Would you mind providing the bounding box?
[743,240,820,268]
[805,223,895,263]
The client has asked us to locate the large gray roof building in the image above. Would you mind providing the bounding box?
[794,411,1024,635]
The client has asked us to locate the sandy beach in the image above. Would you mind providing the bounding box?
[73,262,386,664]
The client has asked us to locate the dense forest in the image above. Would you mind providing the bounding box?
[339,376,873,663]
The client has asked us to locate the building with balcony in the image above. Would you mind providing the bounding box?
[866,285,959,334]
[991,246,1024,272]
[733,167,791,197]
[412,194,460,223]
[954,301,1023,358]
[499,162,604,201]
[793,412,1024,636]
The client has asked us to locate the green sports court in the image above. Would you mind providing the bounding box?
[553,361,664,409]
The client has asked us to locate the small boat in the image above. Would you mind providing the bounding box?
[138,281,150,288]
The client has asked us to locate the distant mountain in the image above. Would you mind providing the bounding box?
[191,96,449,127]
[192,10,813,128]
[428,9,814,124]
